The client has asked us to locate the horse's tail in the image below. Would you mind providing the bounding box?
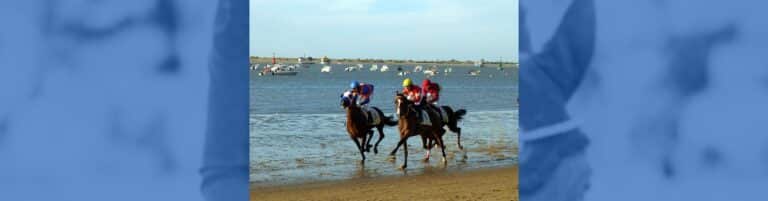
[383,115,398,126]
[454,109,467,122]
[373,107,398,126]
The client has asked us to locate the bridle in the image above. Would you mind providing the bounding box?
[395,95,415,117]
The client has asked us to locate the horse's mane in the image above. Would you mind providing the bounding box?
[394,92,411,105]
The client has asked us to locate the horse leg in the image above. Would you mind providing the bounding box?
[373,126,385,154]
[365,130,374,152]
[389,137,404,158]
[419,135,431,161]
[437,130,448,164]
[351,136,365,163]
[455,127,463,150]
[401,137,409,169]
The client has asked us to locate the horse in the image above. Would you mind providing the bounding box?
[389,92,448,169]
[423,103,467,150]
[341,97,397,163]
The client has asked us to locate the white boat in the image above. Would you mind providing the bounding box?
[380,65,389,72]
[468,69,481,76]
[397,71,410,76]
[321,66,332,73]
[250,64,259,70]
[357,64,364,69]
[413,65,423,72]
[269,64,298,76]
[444,67,453,73]
[424,69,437,76]
[370,64,379,71]
[344,66,358,72]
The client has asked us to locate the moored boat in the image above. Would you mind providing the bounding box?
[269,64,298,76]
[413,65,423,72]
[321,65,332,73]
[467,69,481,76]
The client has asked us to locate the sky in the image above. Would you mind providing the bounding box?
[250,0,518,61]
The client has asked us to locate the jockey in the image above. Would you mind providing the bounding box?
[421,79,440,105]
[350,80,374,107]
[421,79,441,116]
[402,78,425,120]
[401,78,422,105]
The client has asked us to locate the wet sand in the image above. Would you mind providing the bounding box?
[250,166,518,201]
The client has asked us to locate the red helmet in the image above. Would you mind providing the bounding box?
[422,79,431,86]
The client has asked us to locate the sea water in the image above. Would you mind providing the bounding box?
[250,64,518,187]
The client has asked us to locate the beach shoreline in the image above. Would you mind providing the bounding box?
[250,166,518,201]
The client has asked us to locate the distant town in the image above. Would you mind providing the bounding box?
[250,55,519,68]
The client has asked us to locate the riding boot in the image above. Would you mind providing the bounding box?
[432,104,443,122]
[364,105,374,124]
[416,104,423,122]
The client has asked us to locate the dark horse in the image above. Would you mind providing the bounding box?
[422,103,467,152]
[389,92,448,169]
[341,97,397,163]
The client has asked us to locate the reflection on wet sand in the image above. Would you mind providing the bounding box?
[250,110,517,187]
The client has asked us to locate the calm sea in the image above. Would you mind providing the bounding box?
[250,63,519,187]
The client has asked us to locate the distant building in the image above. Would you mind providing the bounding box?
[474,59,485,67]
[320,56,331,65]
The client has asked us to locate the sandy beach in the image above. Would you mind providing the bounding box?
[250,166,518,201]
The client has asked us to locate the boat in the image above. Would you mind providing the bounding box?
[370,64,378,71]
[269,64,298,76]
[258,64,271,76]
[272,71,298,76]
[357,64,364,69]
[397,71,410,76]
[467,69,481,76]
[380,65,389,72]
[298,56,315,66]
[413,65,423,73]
[250,64,259,70]
[344,66,358,72]
[321,65,332,73]
[444,67,453,73]
[424,69,437,76]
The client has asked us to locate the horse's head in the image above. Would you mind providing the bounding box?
[394,92,411,117]
[340,96,351,109]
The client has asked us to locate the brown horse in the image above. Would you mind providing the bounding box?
[341,97,397,163]
[389,92,448,169]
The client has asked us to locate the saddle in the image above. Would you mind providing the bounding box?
[419,105,448,126]
[419,109,432,126]
[361,106,381,125]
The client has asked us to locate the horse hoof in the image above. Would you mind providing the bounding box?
[458,145,464,150]
[399,165,407,170]
[374,149,379,154]
[422,157,430,162]
[442,158,447,164]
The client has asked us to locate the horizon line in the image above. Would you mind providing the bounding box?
[249,55,518,62]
